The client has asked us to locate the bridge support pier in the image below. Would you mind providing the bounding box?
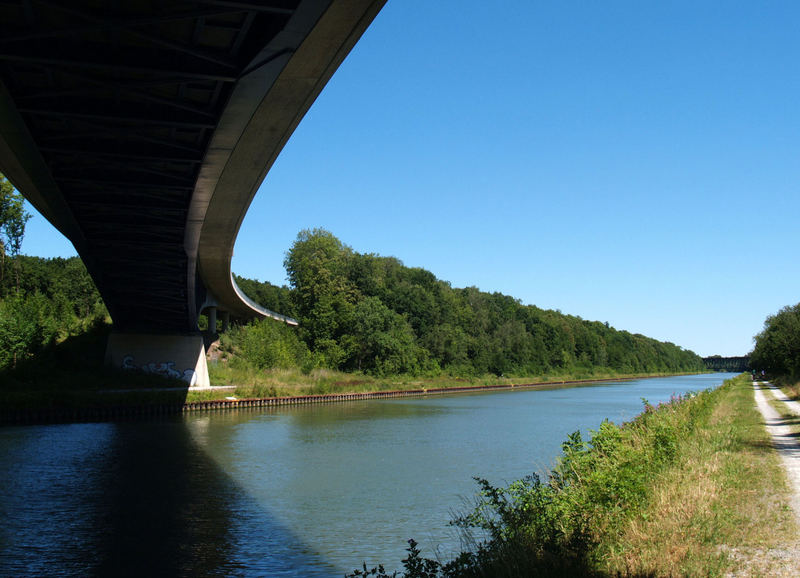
[207,307,217,333]
[105,333,210,388]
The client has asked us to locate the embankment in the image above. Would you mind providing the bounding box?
[2,374,665,425]
[345,374,799,577]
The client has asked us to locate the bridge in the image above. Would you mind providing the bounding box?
[703,356,751,373]
[0,0,385,386]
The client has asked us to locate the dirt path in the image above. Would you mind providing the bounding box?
[752,381,800,522]
[717,381,800,577]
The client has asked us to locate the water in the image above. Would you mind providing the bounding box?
[0,373,735,576]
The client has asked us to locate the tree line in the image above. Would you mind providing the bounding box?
[750,303,800,381]
[0,254,108,370]
[0,174,705,379]
[0,173,108,371]
[230,228,704,377]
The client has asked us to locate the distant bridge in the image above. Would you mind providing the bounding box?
[703,356,750,373]
[0,0,386,386]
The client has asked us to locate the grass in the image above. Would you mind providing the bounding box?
[598,375,798,576]
[347,375,799,577]
[779,380,800,402]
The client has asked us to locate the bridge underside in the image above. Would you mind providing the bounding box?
[0,0,384,385]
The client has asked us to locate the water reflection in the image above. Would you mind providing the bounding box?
[0,418,338,577]
[0,373,736,576]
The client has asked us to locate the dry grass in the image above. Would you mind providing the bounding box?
[780,381,800,401]
[598,377,798,577]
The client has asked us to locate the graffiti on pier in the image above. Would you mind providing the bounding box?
[122,355,198,386]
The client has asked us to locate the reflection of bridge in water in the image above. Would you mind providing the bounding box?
[703,356,750,373]
[0,1,386,386]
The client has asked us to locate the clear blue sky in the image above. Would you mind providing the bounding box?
[22,1,800,357]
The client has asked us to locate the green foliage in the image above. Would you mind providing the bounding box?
[235,317,310,371]
[236,229,704,377]
[750,302,800,380]
[0,293,50,368]
[0,255,108,372]
[0,173,31,287]
[284,228,357,348]
[344,296,428,375]
[233,274,295,317]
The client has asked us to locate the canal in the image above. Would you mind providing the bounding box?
[0,373,736,576]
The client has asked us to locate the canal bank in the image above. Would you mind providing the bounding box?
[342,374,800,577]
[1,373,702,425]
[0,373,737,576]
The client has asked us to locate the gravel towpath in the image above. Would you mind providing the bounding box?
[721,382,800,577]
[752,381,800,522]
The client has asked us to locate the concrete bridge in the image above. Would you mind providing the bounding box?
[0,0,385,386]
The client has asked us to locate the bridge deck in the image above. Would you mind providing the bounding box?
[0,0,384,334]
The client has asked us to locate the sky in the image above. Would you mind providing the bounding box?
[20,1,800,357]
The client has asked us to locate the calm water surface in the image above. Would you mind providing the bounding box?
[0,373,736,576]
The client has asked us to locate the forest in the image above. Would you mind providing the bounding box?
[0,254,108,371]
[225,228,704,377]
[0,170,704,379]
[750,302,800,381]
[0,230,706,379]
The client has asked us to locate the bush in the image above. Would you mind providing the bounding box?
[0,293,55,369]
[236,318,309,370]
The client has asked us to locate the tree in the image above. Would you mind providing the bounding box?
[237,317,309,370]
[0,173,32,289]
[0,293,51,369]
[273,229,704,377]
[344,296,426,375]
[751,303,800,380]
[284,228,358,358]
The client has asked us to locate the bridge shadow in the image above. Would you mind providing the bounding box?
[0,324,193,416]
[0,416,340,576]
[0,323,110,389]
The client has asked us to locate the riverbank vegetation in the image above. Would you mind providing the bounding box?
[0,245,701,409]
[348,374,797,577]
[0,255,109,373]
[212,229,704,379]
[750,302,800,387]
[0,216,703,392]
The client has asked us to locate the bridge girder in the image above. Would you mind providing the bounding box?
[0,0,385,336]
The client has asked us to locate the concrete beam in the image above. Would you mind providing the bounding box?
[194,0,386,322]
[106,332,210,388]
[207,306,217,333]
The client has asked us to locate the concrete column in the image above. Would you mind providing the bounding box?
[220,310,230,333]
[105,332,210,388]
[207,306,217,333]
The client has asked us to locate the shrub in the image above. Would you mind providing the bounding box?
[237,318,309,370]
